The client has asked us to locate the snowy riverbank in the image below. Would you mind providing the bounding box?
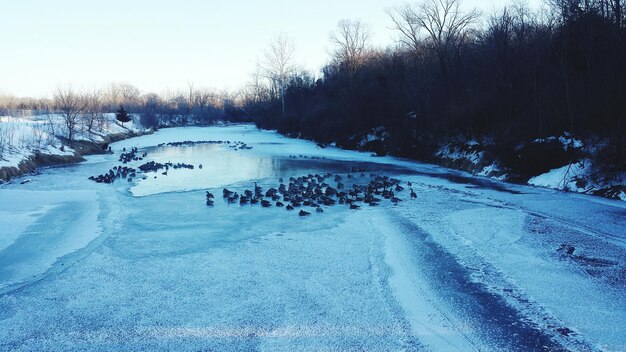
[0,114,146,182]
[344,127,626,201]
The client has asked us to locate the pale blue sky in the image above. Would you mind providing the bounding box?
[0,0,542,97]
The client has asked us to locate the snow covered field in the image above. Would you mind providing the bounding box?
[0,114,142,171]
[0,125,625,351]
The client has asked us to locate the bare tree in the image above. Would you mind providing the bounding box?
[102,83,122,111]
[608,0,624,28]
[263,33,296,117]
[102,82,141,111]
[189,87,219,123]
[82,90,104,136]
[548,0,625,27]
[53,86,87,143]
[118,83,141,110]
[219,89,237,116]
[186,81,195,117]
[247,63,270,105]
[393,0,479,73]
[0,95,16,116]
[0,118,16,158]
[139,93,162,129]
[388,5,424,57]
[329,19,372,74]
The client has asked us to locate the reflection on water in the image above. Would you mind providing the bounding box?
[130,143,412,197]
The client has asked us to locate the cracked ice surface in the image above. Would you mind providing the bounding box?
[0,125,625,351]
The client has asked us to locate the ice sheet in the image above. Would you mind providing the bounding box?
[1,125,625,351]
[0,190,101,292]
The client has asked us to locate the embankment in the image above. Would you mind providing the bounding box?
[0,131,147,182]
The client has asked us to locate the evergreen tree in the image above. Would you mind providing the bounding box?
[116,105,131,126]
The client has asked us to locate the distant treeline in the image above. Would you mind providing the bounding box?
[0,82,246,133]
[241,0,626,178]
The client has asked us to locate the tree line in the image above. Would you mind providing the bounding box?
[0,82,246,144]
[242,0,626,181]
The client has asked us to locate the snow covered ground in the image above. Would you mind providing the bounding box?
[0,125,625,351]
[528,161,590,191]
[0,113,142,170]
[528,160,626,200]
[435,133,625,199]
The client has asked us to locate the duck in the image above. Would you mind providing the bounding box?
[227,193,239,203]
[254,182,262,197]
[299,209,311,216]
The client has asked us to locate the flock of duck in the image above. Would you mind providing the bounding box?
[206,173,417,216]
[89,165,138,184]
[89,145,199,183]
[138,161,195,174]
[118,147,146,164]
[158,140,252,150]
[89,140,252,184]
[288,154,327,160]
[228,141,253,150]
[89,147,144,183]
[89,140,417,217]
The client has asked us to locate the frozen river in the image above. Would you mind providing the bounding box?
[1,125,625,351]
